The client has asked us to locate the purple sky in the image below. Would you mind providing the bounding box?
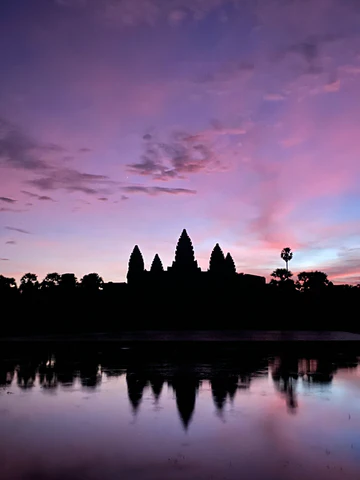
[1,0,360,284]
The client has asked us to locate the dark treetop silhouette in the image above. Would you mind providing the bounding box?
[0,229,359,335]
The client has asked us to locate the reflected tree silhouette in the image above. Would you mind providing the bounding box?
[79,363,102,388]
[1,347,359,425]
[16,365,37,389]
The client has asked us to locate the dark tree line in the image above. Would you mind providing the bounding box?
[0,245,359,335]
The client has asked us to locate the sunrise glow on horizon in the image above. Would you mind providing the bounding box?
[1,0,360,285]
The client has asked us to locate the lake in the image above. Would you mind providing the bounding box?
[1,341,360,480]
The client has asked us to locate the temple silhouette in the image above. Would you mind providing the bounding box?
[127,228,265,289]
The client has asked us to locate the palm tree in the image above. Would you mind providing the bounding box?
[281,247,293,271]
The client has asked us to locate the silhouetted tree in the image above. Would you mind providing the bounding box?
[59,273,78,290]
[0,275,17,291]
[224,252,236,275]
[271,268,293,282]
[270,268,294,290]
[150,254,164,273]
[20,273,39,294]
[41,272,61,290]
[296,271,331,292]
[208,243,225,274]
[281,247,293,271]
[80,273,104,291]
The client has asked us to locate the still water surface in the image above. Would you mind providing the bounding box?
[1,344,360,480]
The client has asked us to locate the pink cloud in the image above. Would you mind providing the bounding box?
[264,93,286,101]
[324,79,340,92]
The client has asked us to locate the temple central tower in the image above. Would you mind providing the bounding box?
[169,229,200,273]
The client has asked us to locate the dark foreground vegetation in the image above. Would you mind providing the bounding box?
[0,270,359,336]
[1,233,359,335]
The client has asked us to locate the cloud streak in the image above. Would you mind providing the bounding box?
[21,191,56,201]
[5,227,31,234]
[1,117,118,195]
[128,125,244,181]
[0,197,16,203]
[122,186,196,196]
[0,117,53,171]
[54,0,250,27]
[28,169,115,195]
[0,208,24,213]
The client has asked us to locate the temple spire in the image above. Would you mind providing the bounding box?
[150,253,164,273]
[225,252,236,275]
[209,243,225,274]
[171,229,199,271]
[127,245,145,283]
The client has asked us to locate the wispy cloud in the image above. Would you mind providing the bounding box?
[122,186,196,196]
[0,117,54,171]
[1,117,117,195]
[0,197,16,203]
[54,0,251,27]
[0,207,24,213]
[28,168,114,195]
[0,258,9,261]
[195,61,254,85]
[5,226,31,234]
[21,190,55,201]
[128,124,245,181]
[340,65,360,75]
[5,240,16,245]
[264,93,286,101]
[324,79,341,92]
[316,247,360,284]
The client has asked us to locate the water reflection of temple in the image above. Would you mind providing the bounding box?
[1,352,358,428]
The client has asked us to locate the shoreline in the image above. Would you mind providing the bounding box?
[1,330,360,343]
